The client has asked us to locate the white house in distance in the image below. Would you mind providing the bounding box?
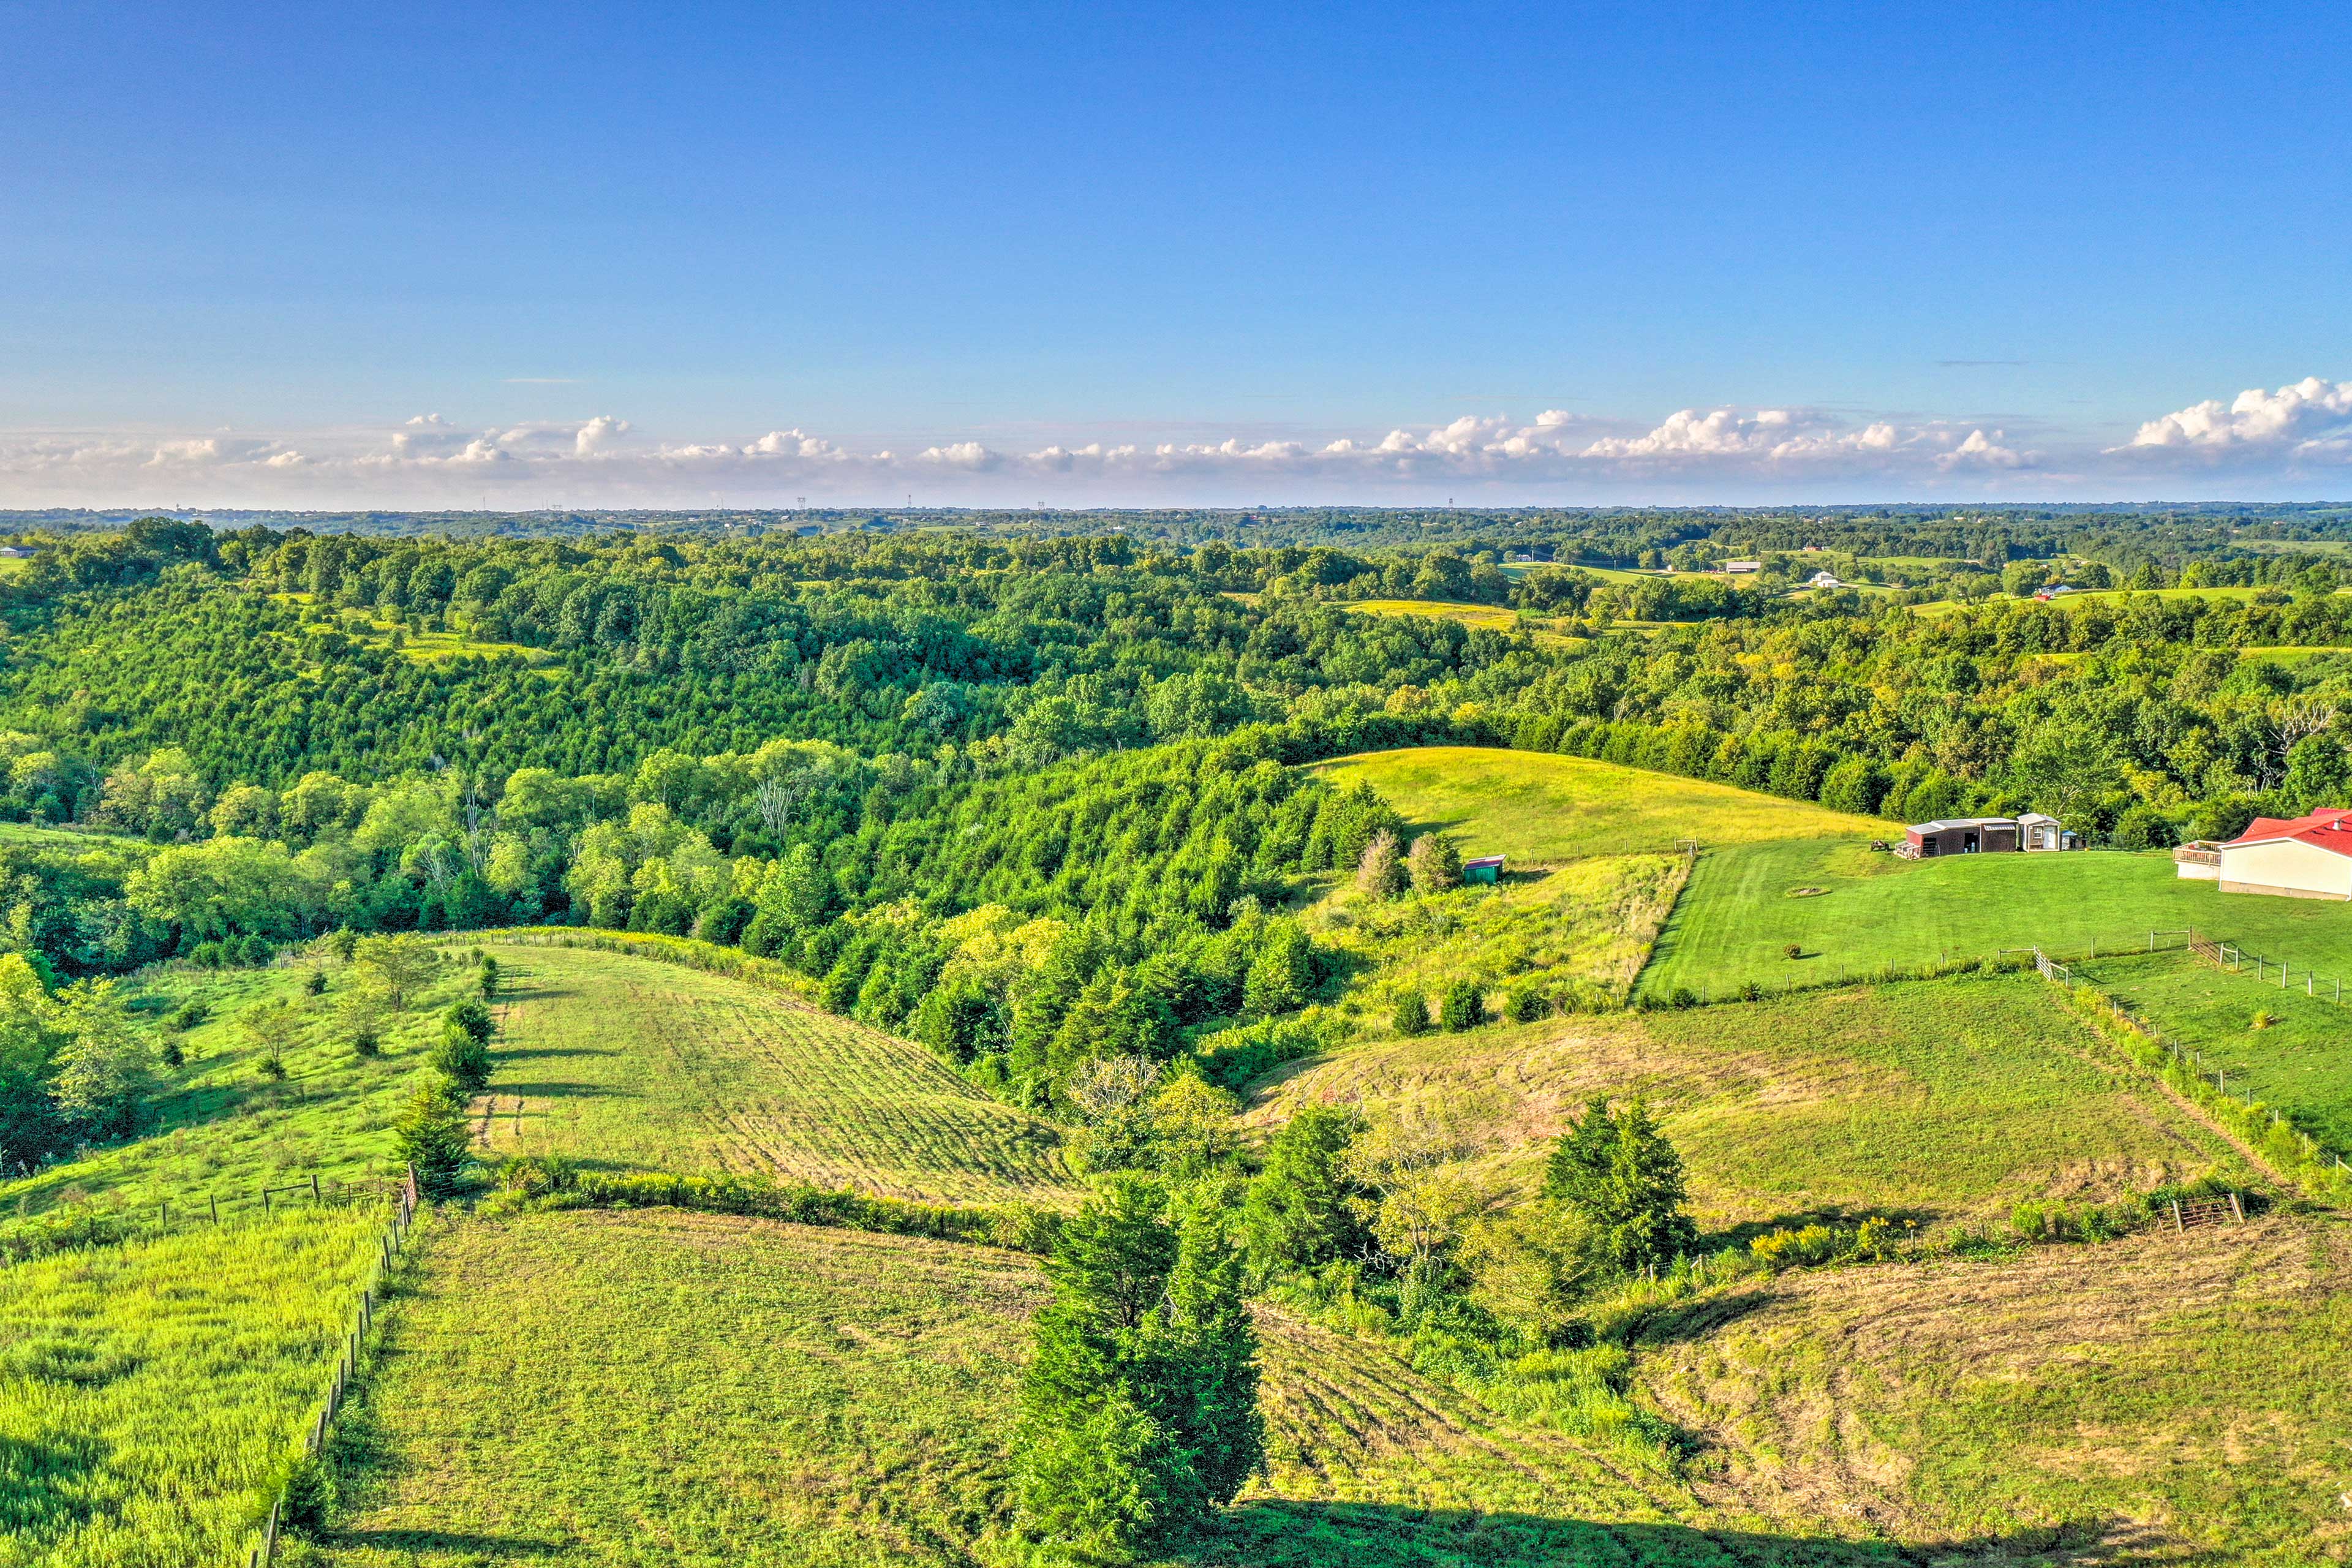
[2180,809,2352,900]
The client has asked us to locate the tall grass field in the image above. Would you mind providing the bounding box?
[0,1209,382,1567]
[1310,748,1891,865]
[1251,974,2246,1229]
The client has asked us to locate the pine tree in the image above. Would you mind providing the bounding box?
[1391,990,1431,1036]
[1544,1098,1698,1274]
[1241,1103,1366,1276]
[393,1085,471,1195]
[1012,1174,1262,1562]
[1438,979,1485,1032]
[1354,829,1408,900]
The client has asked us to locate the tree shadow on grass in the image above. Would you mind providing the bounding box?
[1199,1504,2199,1567]
[489,1044,620,1063]
[0,1433,102,1536]
[328,1528,571,1557]
[1699,1206,1940,1253]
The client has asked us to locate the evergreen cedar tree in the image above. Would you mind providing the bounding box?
[1238,1104,1369,1278]
[1014,1174,1262,1562]
[1544,1098,1700,1275]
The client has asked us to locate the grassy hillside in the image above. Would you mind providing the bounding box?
[1306,852,1688,1016]
[1310,748,1891,866]
[1642,840,2352,1000]
[0,956,473,1236]
[478,940,1071,1202]
[320,1208,1942,1568]
[1250,975,2245,1229]
[1640,1216,2352,1565]
[0,1209,382,1568]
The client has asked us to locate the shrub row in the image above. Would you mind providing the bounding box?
[490,1163,1065,1254]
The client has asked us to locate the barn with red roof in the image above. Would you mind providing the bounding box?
[2214,808,2352,900]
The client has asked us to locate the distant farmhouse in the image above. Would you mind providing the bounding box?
[1901,813,2076,858]
[2178,809,2352,900]
[0,545,32,559]
[1806,570,1844,589]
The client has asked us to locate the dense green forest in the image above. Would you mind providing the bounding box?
[7,513,2352,1161]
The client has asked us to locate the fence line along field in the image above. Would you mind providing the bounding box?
[1249,974,2247,1230]
[0,1208,384,1568]
[475,942,1072,1203]
[1642,837,2352,1000]
[1310,748,1893,866]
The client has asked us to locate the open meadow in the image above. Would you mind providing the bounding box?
[1640,839,2352,1000]
[475,939,1072,1202]
[0,954,475,1238]
[318,1208,1976,1568]
[1250,974,2245,1231]
[1305,852,1688,1015]
[1310,748,1891,866]
[0,1209,382,1568]
[1638,1214,2352,1566]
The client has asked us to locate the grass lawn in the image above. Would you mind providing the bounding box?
[1640,1215,2352,1566]
[0,821,145,851]
[2079,949,2352,1155]
[320,1208,1926,1567]
[1641,841,2352,1000]
[1310,748,1893,867]
[0,1208,382,1568]
[1340,599,1585,647]
[1249,974,2242,1230]
[477,940,1072,1202]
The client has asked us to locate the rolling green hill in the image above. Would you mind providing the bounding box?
[1308,747,1893,866]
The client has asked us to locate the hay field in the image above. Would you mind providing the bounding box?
[1248,976,2244,1230]
[1639,1215,2352,1565]
[475,941,1071,1202]
[317,1209,1918,1567]
[1310,748,1891,866]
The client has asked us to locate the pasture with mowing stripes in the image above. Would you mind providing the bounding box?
[0,1208,383,1568]
[316,1207,1907,1567]
[476,941,1072,1202]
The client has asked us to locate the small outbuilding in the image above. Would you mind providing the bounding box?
[1462,854,1506,885]
[1901,813,2078,859]
[2213,809,2352,900]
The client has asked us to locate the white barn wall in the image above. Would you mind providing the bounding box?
[2218,838,2352,900]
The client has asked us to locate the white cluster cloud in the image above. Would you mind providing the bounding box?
[2124,376,2352,458]
[0,376,2344,505]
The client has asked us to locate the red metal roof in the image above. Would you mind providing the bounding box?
[2228,808,2352,859]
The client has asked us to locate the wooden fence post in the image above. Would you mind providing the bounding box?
[310,1172,321,1202]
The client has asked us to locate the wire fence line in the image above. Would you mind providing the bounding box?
[249,1165,420,1568]
[2193,935,2352,1006]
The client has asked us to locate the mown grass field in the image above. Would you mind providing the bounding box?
[1250,974,2244,1230]
[1310,748,1891,866]
[476,940,1072,1202]
[1640,1215,2352,1566]
[1339,599,1586,648]
[1642,841,2352,1000]
[318,1208,1942,1568]
[0,1208,382,1568]
[1305,853,1687,1015]
[2080,950,2352,1154]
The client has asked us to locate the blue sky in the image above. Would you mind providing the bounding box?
[5,1,2350,506]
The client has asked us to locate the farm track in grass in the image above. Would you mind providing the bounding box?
[0,1208,382,1568]
[1249,975,2247,1230]
[477,941,1072,1202]
[1642,840,2352,1001]
[1638,1214,2352,1564]
[1311,748,1892,866]
[321,1209,1981,1567]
